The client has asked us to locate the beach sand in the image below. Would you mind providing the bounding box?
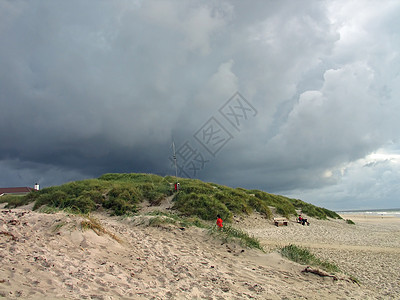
[1,203,399,299]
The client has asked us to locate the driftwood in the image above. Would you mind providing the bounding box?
[302,266,338,280]
[302,266,360,286]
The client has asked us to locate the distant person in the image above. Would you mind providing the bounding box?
[174,182,180,192]
[298,215,309,226]
[216,214,223,229]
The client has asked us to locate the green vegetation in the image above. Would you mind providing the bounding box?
[144,211,262,250]
[81,216,122,243]
[0,194,31,208]
[1,173,340,222]
[209,225,264,251]
[146,211,208,228]
[346,219,355,225]
[289,198,342,219]
[280,244,340,273]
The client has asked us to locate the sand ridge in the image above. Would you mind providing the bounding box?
[1,204,396,299]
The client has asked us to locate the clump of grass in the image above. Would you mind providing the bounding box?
[346,219,355,225]
[146,211,207,228]
[280,244,340,273]
[209,225,264,251]
[148,216,178,227]
[1,195,31,208]
[81,216,122,243]
[52,221,67,232]
[38,205,61,214]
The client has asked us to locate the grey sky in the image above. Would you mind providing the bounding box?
[1,0,399,210]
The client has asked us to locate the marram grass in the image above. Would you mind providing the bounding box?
[280,244,340,273]
[209,225,264,251]
[2,172,341,221]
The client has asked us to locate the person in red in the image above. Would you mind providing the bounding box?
[298,215,303,223]
[216,214,223,229]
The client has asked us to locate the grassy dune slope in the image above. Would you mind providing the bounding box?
[1,173,341,221]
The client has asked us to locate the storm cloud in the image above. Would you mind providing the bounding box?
[1,0,399,210]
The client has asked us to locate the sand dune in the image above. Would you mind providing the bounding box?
[1,203,398,299]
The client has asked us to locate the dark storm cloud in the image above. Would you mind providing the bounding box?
[1,0,399,210]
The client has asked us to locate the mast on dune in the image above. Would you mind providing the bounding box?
[172,141,178,191]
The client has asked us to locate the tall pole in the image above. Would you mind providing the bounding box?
[172,141,178,188]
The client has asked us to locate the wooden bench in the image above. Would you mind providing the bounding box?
[274,217,288,226]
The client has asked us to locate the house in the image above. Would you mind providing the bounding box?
[0,184,39,197]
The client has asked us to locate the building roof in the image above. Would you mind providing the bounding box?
[0,187,34,195]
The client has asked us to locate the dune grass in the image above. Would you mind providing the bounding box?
[280,244,340,273]
[1,173,340,222]
[81,216,123,243]
[0,194,31,208]
[208,225,264,251]
[145,211,263,250]
[146,211,208,229]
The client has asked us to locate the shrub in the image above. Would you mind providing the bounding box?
[346,219,355,225]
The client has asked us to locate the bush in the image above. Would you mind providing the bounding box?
[346,219,355,225]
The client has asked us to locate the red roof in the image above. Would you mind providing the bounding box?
[0,187,34,195]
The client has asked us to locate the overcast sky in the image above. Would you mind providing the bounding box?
[1,0,399,210]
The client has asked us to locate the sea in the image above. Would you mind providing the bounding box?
[336,208,400,218]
